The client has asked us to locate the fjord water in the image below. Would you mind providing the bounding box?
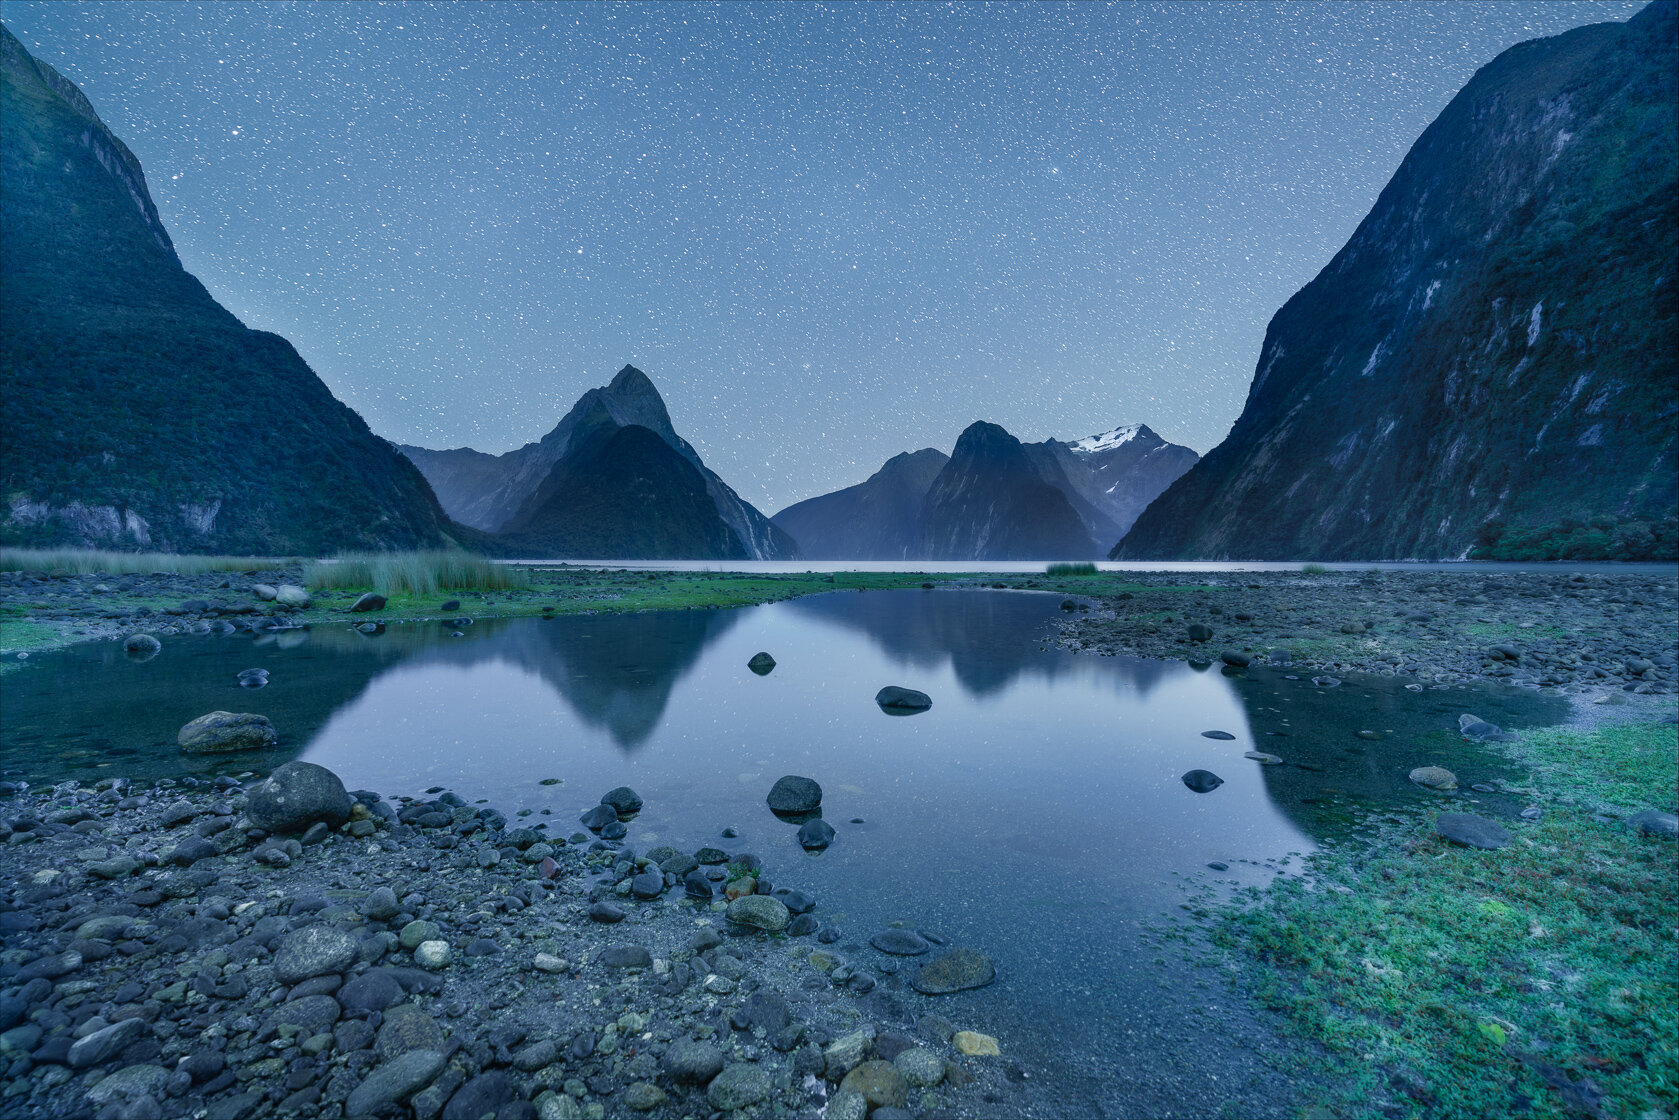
[0,590,1567,1115]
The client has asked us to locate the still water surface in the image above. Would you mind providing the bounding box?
[0,590,1568,1114]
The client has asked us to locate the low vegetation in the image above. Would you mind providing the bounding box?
[1470,514,1679,561]
[305,551,528,596]
[1216,717,1679,1120]
[1300,562,1329,574]
[1046,561,1099,576]
[0,548,290,575]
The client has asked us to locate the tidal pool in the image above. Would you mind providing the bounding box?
[0,589,1567,1116]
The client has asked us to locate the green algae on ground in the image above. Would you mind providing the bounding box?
[1215,716,1679,1120]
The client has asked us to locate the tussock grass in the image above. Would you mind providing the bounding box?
[1046,561,1099,576]
[0,548,287,575]
[306,551,527,596]
[1300,562,1329,575]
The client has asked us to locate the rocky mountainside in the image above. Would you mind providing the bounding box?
[1117,1,1678,560]
[920,422,1098,560]
[772,423,1196,559]
[400,365,797,560]
[1027,425,1200,552]
[771,448,949,559]
[0,25,453,553]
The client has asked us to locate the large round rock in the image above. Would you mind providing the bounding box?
[246,762,353,834]
[178,711,277,753]
[767,775,822,815]
[726,895,790,932]
[912,948,995,994]
[273,925,360,984]
[600,787,643,817]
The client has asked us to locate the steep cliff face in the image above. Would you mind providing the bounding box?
[401,365,797,560]
[1117,2,1677,560]
[0,25,453,553]
[771,448,949,559]
[1030,426,1199,553]
[921,422,1098,560]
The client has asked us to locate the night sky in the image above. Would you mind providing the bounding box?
[0,1,1649,512]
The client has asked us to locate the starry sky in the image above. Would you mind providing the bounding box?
[0,1,1650,512]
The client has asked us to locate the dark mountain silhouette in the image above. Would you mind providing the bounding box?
[771,449,949,559]
[400,365,797,560]
[0,25,453,553]
[1116,2,1678,560]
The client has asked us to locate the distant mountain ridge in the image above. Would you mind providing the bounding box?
[1116,1,1678,560]
[772,420,1197,559]
[400,366,798,560]
[0,24,454,553]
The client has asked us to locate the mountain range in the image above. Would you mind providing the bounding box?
[398,365,798,560]
[1115,0,1677,560]
[772,421,1196,559]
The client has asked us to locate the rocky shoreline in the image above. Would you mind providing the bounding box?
[1057,567,1678,698]
[0,767,1023,1120]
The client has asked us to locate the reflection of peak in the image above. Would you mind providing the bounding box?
[411,609,741,750]
[785,588,1177,698]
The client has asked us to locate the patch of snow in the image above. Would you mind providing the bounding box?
[1071,426,1140,455]
[1360,342,1385,377]
[1577,424,1604,447]
[1526,301,1543,347]
[1422,279,1441,310]
[1585,386,1617,415]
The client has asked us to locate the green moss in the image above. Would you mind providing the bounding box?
[1216,718,1679,1119]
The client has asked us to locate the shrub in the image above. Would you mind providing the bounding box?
[1046,562,1099,576]
[1300,563,1329,575]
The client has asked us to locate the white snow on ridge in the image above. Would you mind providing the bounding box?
[1070,425,1140,455]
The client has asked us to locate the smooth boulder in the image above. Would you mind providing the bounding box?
[348,593,387,612]
[747,652,777,676]
[245,761,353,834]
[767,775,823,815]
[1181,769,1224,793]
[178,711,277,753]
[797,819,837,850]
[726,895,790,932]
[875,686,932,714]
[912,948,995,994]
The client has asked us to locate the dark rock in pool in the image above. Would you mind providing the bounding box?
[1628,810,1678,840]
[1201,730,1236,740]
[237,671,268,689]
[1181,769,1224,793]
[579,804,618,831]
[177,710,277,753]
[870,929,930,956]
[600,786,643,816]
[1311,676,1342,688]
[767,775,823,815]
[600,945,653,970]
[1435,813,1511,850]
[348,593,387,613]
[771,888,817,914]
[747,651,777,675]
[123,633,161,658]
[588,902,626,923]
[246,761,353,834]
[797,819,836,850]
[1186,623,1213,642]
[1458,714,1514,742]
[912,948,995,994]
[875,686,932,714]
[601,820,627,840]
[1218,650,1250,668]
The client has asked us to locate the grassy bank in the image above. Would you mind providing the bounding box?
[306,550,528,595]
[0,547,294,575]
[1215,716,1679,1120]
